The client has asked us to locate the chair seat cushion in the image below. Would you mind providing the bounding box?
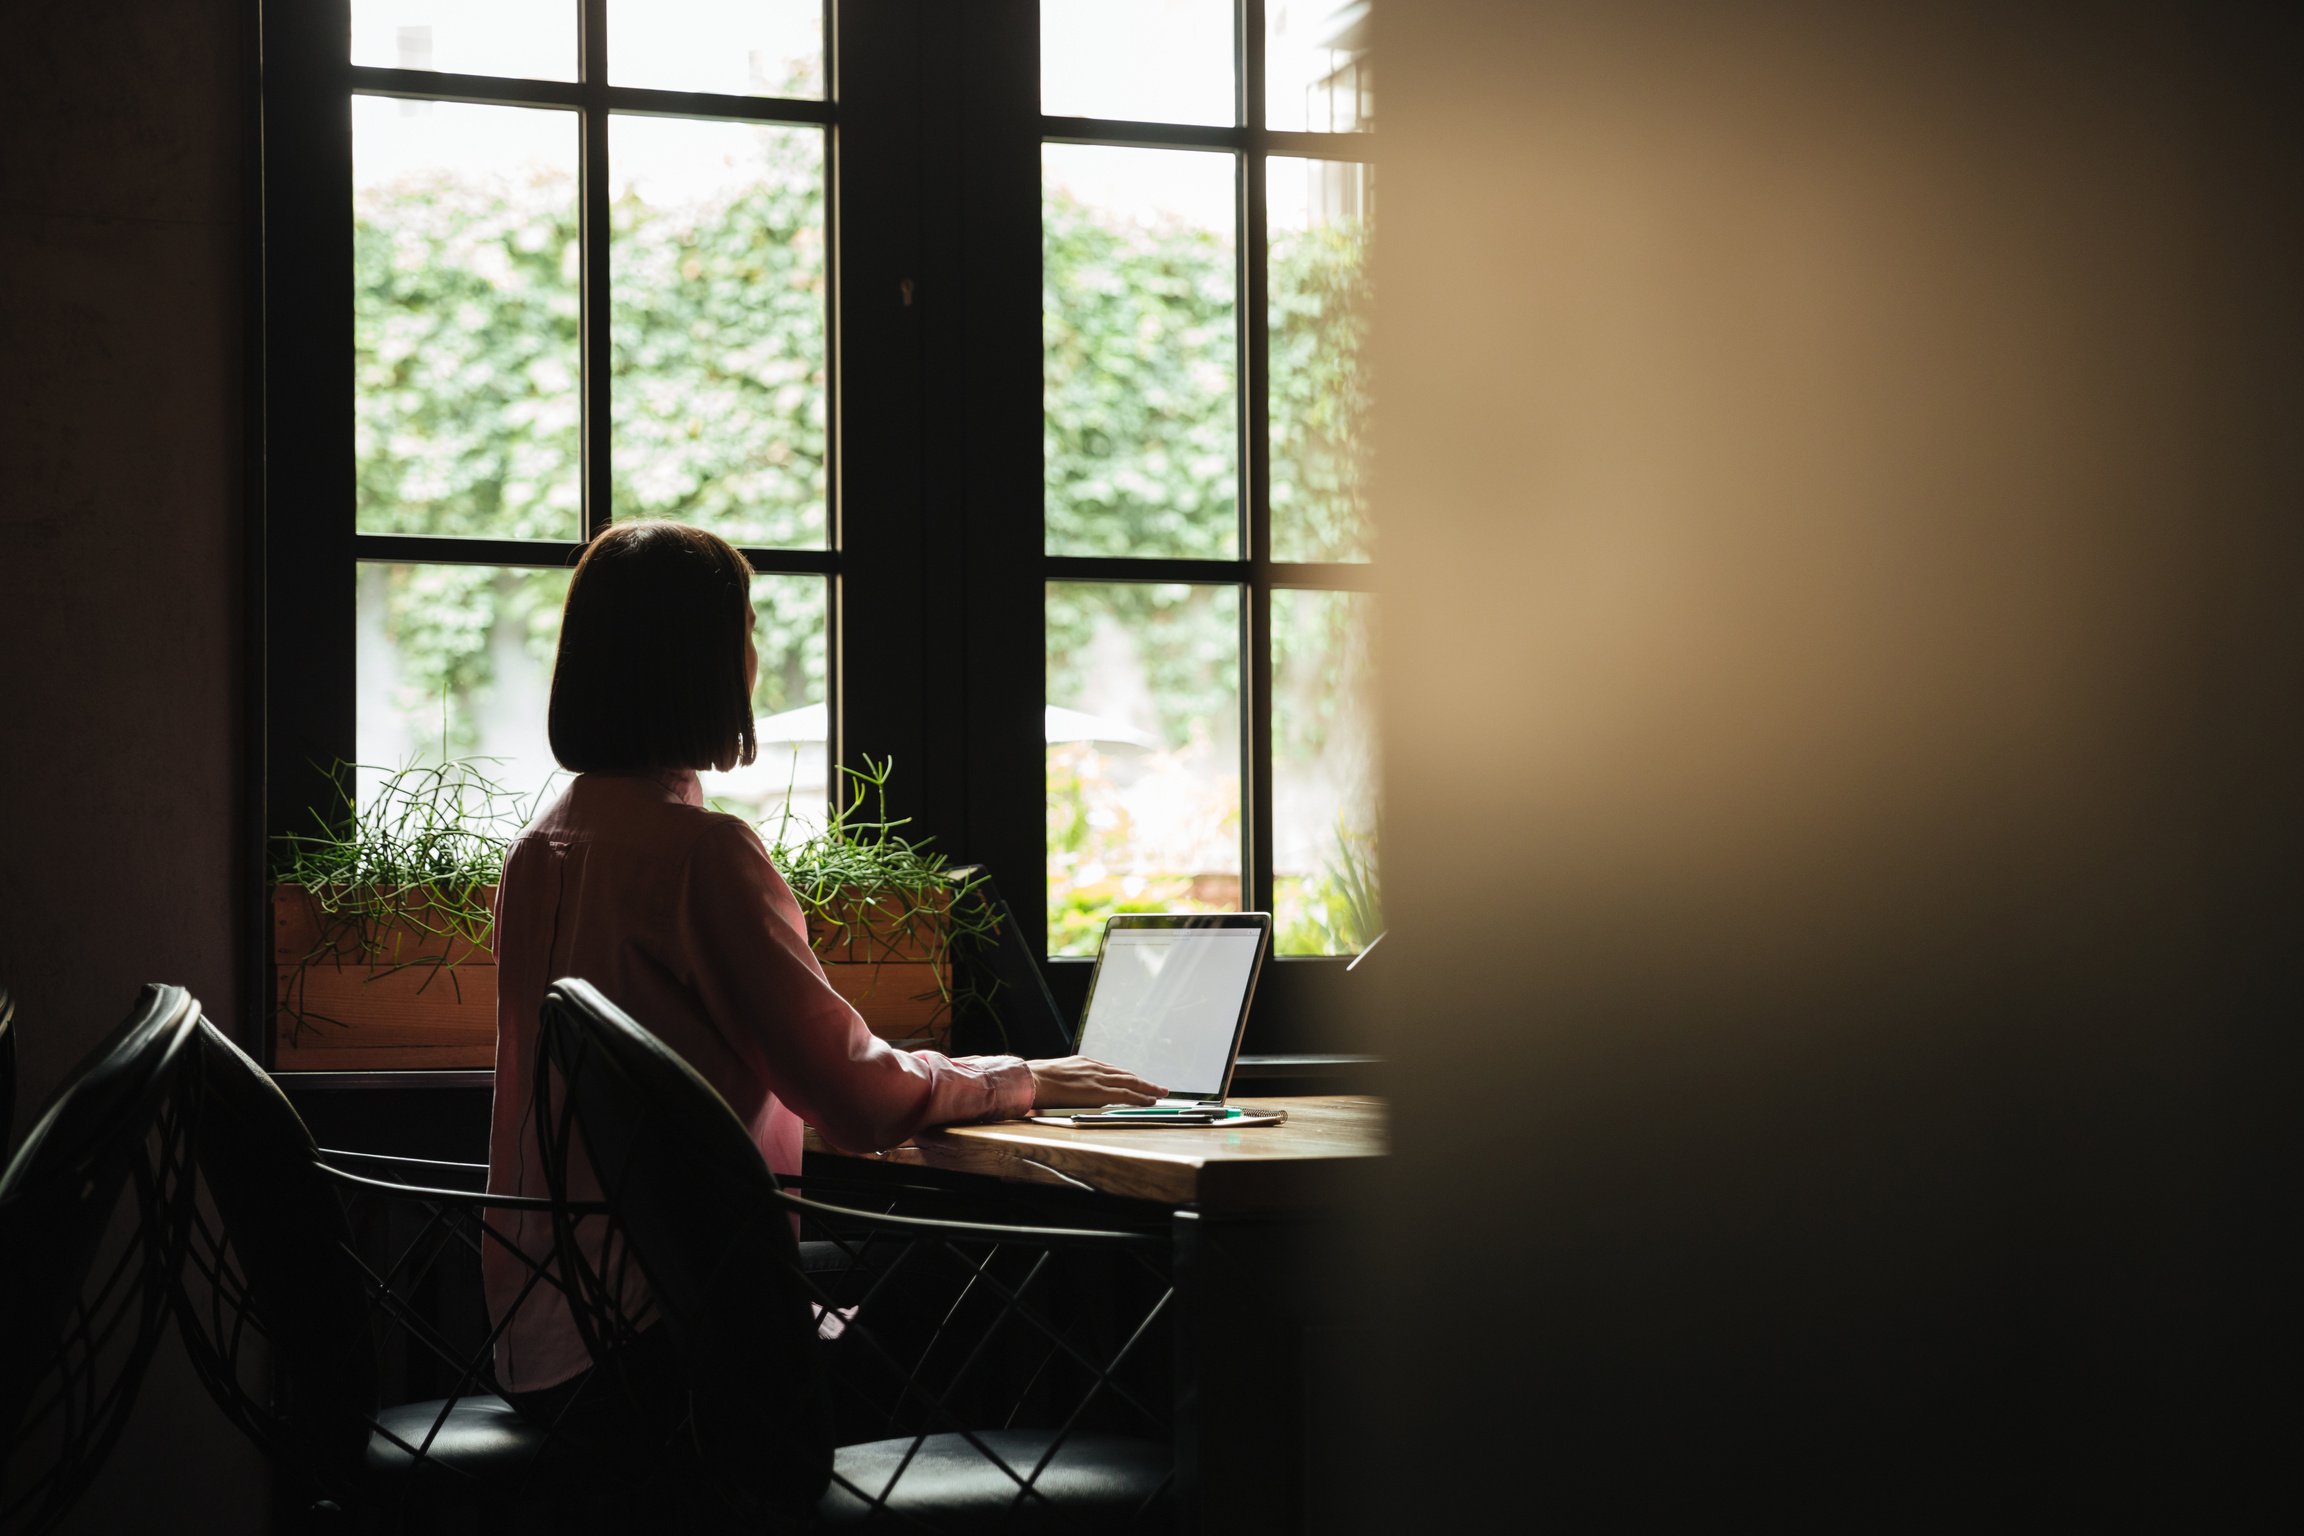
[822,1430,1171,1530]
[366,1395,557,1498]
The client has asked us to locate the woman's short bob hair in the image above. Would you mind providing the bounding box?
[549,521,756,775]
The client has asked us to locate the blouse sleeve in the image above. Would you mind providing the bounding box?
[671,814,1035,1152]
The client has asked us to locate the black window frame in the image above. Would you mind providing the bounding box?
[1014,1,1382,1035]
[250,0,1372,1075]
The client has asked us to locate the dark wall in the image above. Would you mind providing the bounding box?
[0,0,265,1530]
[1355,1,2296,1523]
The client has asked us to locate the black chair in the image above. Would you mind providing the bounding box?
[943,869,1076,1060]
[534,977,1177,1531]
[0,984,202,1536]
[173,1016,643,1530]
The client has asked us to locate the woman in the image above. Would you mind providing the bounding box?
[484,521,1161,1393]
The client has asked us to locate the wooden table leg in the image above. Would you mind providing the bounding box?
[1174,1208,1333,1533]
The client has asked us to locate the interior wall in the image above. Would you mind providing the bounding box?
[0,0,265,1530]
[1355,0,2296,1522]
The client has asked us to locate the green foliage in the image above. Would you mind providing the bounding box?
[607,128,828,547]
[353,169,581,546]
[352,145,1376,948]
[1045,740,1243,957]
[766,757,982,939]
[1269,220,1375,562]
[353,132,828,760]
[1275,820,1384,956]
[270,757,548,1041]
[1041,186,1372,740]
[1271,585,1376,776]
[766,757,1007,1032]
[1041,187,1237,562]
[356,152,1368,757]
[1043,578,1242,754]
[273,757,538,904]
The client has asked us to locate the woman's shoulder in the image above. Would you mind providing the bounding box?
[515,771,740,833]
[677,804,775,867]
[499,777,761,866]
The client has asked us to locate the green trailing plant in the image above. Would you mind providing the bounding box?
[765,756,1008,1039]
[1275,820,1386,957]
[1325,821,1384,954]
[271,757,546,1041]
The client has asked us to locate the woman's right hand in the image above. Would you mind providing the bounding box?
[1026,1056,1165,1109]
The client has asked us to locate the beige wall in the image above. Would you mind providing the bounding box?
[1357,1,2294,1521]
[0,0,263,1529]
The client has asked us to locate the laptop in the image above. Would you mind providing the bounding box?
[1042,912,1271,1113]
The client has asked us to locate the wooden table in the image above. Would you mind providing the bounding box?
[804,1095,1387,1533]
[804,1094,1384,1212]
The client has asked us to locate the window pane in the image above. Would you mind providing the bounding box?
[351,0,576,81]
[356,563,571,815]
[698,574,830,833]
[1040,0,1235,126]
[1266,0,1373,132]
[1044,145,1238,559]
[608,0,824,100]
[355,98,581,540]
[357,565,830,836]
[1272,589,1380,955]
[1268,156,1374,562]
[1047,582,1242,956]
[611,116,828,549]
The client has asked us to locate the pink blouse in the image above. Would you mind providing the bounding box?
[483,768,1034,1390]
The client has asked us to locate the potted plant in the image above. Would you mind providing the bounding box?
[270,759,535,1071]
[272,754,1006,1069]
[765,757,1006,1051]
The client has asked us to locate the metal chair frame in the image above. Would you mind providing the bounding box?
[0,985,202,1536]
[172,1020,640,1530]
[533,976,1180,1530]
[780,1189,1178,1517]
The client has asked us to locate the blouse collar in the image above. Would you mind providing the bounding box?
[653,767,705,807]
[576,767,704,808]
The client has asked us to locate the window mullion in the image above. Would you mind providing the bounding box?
[1244,2,1276,921]
[1243,0,1266,132]
[580,0,611,542]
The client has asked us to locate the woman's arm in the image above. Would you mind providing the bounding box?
[672,816,1157,1150]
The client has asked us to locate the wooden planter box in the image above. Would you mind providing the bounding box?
[274,882,961,1069]
[272,885,499,1072]
[804,886,955,1052]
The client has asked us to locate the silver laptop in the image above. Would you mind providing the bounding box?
[1065,912,1271,1108]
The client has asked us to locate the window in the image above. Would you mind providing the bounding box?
[1036,1,1379,984]
[257,1,1375,1065]
[332,2,833,830]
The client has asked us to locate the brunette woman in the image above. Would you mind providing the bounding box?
[484,521,1161,1393]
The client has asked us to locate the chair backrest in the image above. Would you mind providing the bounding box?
[178,1017,635,1519]
[173,1017,376,1489]
[533,977,831,1524]
[944,868,1074,1058]
[0,984,201,1535]
[0,985,17,1160]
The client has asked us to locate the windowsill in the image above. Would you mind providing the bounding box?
[1232,1053,1382,1077]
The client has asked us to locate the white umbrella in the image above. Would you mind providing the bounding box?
[748,701,1158,750]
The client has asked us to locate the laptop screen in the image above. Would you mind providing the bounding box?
[1075,915,1269,1100]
